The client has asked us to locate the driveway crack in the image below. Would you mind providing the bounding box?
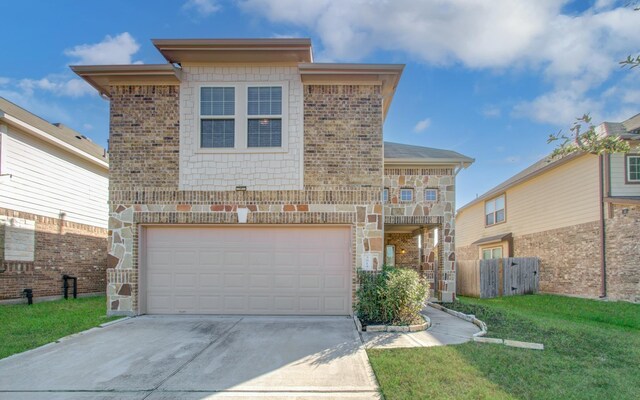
[142,317,244,399]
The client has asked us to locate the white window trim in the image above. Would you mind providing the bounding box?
[485,194,506,226]
[382,188,389,203]
[195,82,289,154]
[627,155,640,182]
[424,188,438,202]
[481,246,503,260]
[400,188,413,202]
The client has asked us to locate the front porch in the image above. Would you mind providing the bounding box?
[383,219,455,302]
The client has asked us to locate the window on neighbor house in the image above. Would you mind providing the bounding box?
[424,188,438,201]
[485,194,505,226]
[482,247,503,260]
[400,188,413,202]
[200,87,235,148]
[247,86,282,148]
[627,155,640,183]
[382,188,389,203]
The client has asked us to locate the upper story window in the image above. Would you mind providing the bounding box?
[247,86,282,148]
[382,188,389,203]
[198,83,287,151]
[424,188,438,202]
[485,194,505,226]
[400,188,413,202]
[200,87,235,148]
[627,155,640,183]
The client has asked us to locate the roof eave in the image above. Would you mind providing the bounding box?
[71,64,182,98]
[384,157,474,167]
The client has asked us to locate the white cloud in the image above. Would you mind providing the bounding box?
[512,89,601,126]
[239,1,640,125]
[482,106,501,118]
[18,77,94,98]
[413,118,431,133]
[0,77,9,86]
[183,0,220,16]
[65,32,141,65]
[83,123,94,131]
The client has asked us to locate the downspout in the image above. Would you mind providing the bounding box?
[599,154,607,298]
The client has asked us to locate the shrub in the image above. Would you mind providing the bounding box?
[356,266,429,325]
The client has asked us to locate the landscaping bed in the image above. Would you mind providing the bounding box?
[367,294,640,400]
[0,296,120,359]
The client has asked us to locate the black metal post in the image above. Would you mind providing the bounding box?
[62,275,78,299]
[23,288,33,305]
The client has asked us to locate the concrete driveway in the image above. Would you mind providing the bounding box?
[0,316,379,399]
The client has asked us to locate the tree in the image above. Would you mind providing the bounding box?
[547,114,630,158]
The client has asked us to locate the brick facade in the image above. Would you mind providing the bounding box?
[106,83,384,315]
[0,208,108,301]
[605,203,640,302]
[457,221,602,298]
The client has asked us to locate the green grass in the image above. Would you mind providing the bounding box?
[367,294,640,400]
[0,296,120,360]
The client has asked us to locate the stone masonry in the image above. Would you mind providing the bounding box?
[383,168,456,301]
[0,207,108,301]
[106,81,384,315]
[605,203,640,302]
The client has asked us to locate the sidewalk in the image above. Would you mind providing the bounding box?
[360,305,480,349]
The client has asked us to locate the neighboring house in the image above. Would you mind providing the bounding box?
[73,38,473,316]
[456,114,640,302]
[0,98,109,301]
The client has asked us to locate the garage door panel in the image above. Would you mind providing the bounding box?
[145,226,351,315]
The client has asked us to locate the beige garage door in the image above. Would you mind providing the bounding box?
[144,226,352,315]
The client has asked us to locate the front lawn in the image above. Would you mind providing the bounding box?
[0,296,120,360]
[367,294,640,400]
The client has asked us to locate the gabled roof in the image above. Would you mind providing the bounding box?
[384,141,474,166]
[600,112,640,140]
[0,97,108,169]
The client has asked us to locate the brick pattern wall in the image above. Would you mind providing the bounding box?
[0,208,108,300]
[458,221,602,298]
[109,85,180,190]
[106,83,384,316]
[304,85,383,187]
[385,233,419,268]
[605,203,640,302]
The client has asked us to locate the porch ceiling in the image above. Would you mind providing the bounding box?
[384,224,438,234]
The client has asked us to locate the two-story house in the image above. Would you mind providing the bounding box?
[73,38,473,316]
[456,113,640,302]
[0,97,109,301]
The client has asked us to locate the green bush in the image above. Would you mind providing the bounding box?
[356,266,428,325]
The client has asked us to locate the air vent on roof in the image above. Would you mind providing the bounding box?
[75,135,82,140]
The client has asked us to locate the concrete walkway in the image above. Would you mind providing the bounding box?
[360,305,480,349]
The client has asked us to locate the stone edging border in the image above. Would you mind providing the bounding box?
[0,317,131,362]
[428,302,544,350]
[353,313,431,333]
[427,302,487,337]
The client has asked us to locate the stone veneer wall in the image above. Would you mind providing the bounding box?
[106,83,384,315]
[0,208,107,300]
[458,221,602,298]
[383,168,456,301]
[605,203,640,302]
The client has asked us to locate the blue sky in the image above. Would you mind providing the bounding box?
[1,0,638,208]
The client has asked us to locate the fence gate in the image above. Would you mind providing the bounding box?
[456,257,539,298]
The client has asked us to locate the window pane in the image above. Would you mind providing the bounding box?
[382,189,389,202]
[247,86,282,116]
[495,195,505,211]
[496,209,505,223]
[201,119,234,148]
[201,87,234,116]
[629,156,640,181]
[486,213,494,225]
[485,201,495,213]
[425,189,437,201]
[492,248,503,258]
[400,189,413,201]
[247,118,282,147]
[482,249,492,260]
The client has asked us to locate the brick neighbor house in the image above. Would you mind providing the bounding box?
[456,113,640,302]
[73,38,473,316]
[0,97,109,301]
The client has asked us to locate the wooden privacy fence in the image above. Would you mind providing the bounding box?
[457,257,540,298]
